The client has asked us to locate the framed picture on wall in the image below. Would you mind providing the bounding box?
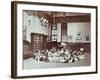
[11,1,98,78]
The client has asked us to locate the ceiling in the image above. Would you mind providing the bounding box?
[42,11,90,17]
[24,10,90,17]
[24,10,90,23]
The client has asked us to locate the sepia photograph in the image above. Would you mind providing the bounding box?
[11,1,97,78]
[23,10,91,69]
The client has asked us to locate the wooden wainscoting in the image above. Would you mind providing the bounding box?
[69,42,90,53]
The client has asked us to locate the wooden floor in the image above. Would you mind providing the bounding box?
[23,53,90,70]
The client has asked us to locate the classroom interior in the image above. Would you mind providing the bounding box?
[23,10,91,69]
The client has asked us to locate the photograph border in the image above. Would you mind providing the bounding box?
[11,1,98,78]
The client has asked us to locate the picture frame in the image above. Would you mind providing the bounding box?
[11,1,98,78]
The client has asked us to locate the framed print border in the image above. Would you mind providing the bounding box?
[11,1,98,78]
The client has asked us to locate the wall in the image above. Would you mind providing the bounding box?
[56,22,90,43]
[57,23,61,42]
[67,22,90,42]
[23,11,49,42]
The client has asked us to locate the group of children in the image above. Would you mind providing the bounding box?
[32,45,85,63]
